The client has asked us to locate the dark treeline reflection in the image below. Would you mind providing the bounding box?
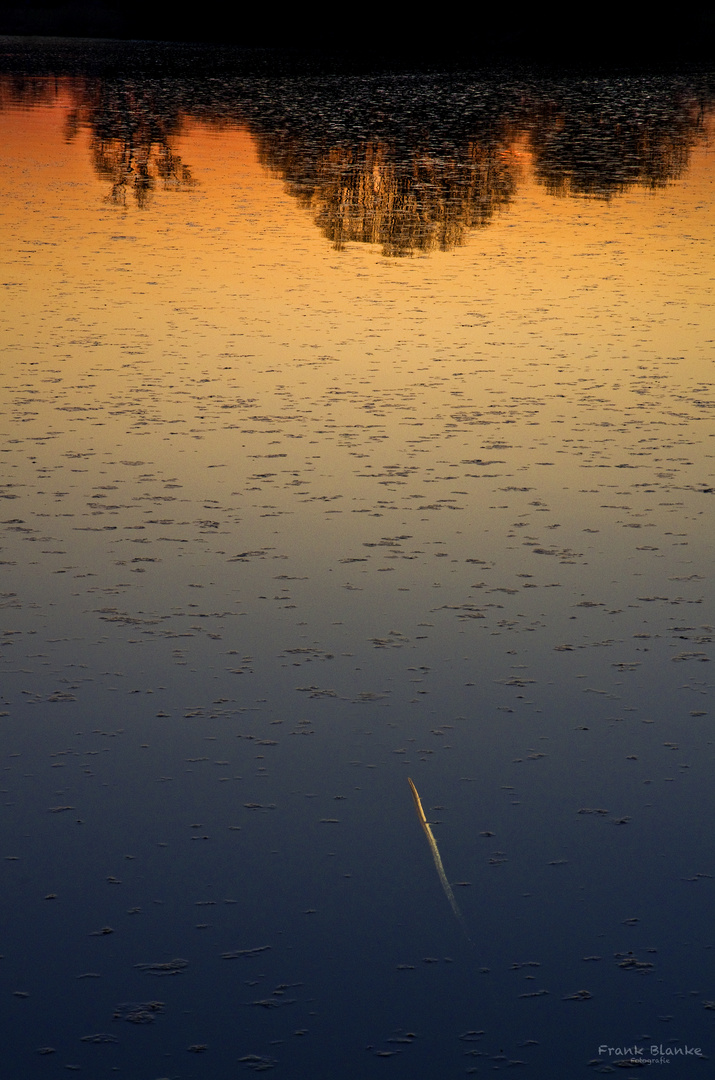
[66,80,195,207]
[264,135,518,255]
[2,51,713,252]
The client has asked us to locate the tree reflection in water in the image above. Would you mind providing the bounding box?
[1,47,712,246]
[64,80,195,207]
[523,80,710,197]
[258,136,518,255]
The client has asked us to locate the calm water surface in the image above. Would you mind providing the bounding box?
[1,42,714,1079]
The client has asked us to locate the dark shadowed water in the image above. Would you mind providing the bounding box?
[1,39,714,1079]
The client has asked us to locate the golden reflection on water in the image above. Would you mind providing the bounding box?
[2,95,713,527]
[0,88,711,679]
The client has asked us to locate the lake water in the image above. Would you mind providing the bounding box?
[1,40,714,1079]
